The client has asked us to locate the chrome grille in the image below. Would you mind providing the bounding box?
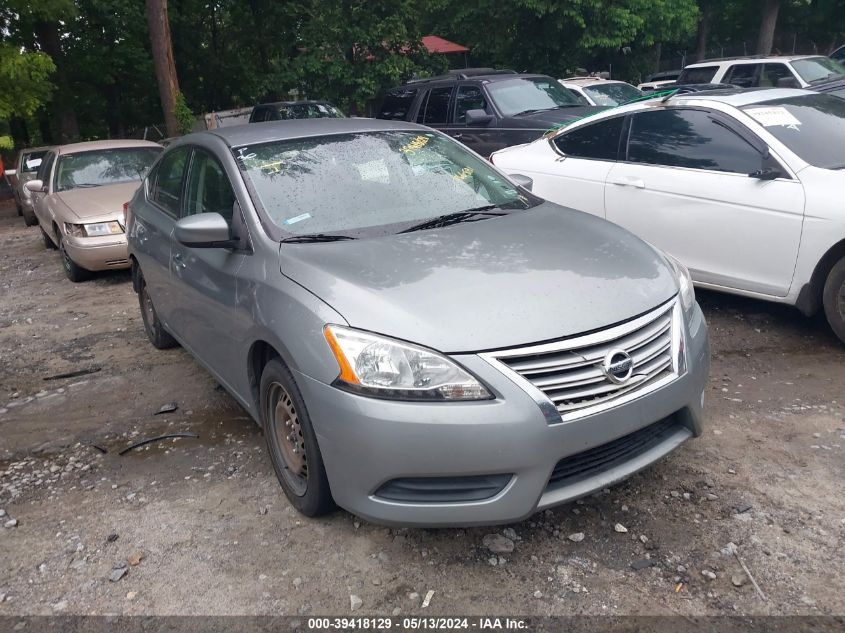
[485,299,681,422]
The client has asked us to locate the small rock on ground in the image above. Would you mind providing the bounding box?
[567,532,585,542]
[482,533,515,554]
[350,594,363,611]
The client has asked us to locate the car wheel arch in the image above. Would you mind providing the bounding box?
[796,238,845,316]
[247,339,290,423]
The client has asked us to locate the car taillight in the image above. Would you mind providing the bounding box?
[122,201,129,227]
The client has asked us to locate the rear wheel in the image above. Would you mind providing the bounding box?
[58,235,92,282]
[23,210,38,227]
[16,202,23,216]
[260,358,335,517]
[138,272,177,349]
[823,256,845,345]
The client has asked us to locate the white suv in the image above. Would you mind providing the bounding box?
[678,55,845,89]
[490,88,845,343]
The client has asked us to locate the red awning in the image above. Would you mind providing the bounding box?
[422,35,469,55]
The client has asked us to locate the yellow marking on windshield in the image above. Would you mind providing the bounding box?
[453,166,473,181]
[400,135,430,154]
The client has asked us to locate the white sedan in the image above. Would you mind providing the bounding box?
[491,88,845,343]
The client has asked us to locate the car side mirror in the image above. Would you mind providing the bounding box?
[25,179,45,193]
[466,109,494,126]
[509,173,533,191]
[776,76,801,89]
[174,212,237,248]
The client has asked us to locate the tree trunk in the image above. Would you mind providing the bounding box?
[695,5,713,61]
[9,117,30,149]
[756,0,781,55]
[34,21,80,143]
[146,0,180,138]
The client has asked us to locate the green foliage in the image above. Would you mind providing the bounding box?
[173,91,194,135]
[0,45,56,119]
[0,135,13,150]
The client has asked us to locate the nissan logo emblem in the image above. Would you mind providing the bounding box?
[602,349,634,384]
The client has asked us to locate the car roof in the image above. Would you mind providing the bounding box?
[255,100,334,107]
[54,139,162,155]
[685,55,824,68]
[399,71,550,87]
[549,87,815,137]
[665,87,811,106]
[561,77,629,86]
[200,118,431,148]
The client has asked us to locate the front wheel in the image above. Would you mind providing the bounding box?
[260,359,335,517]
[41,227,57,250]
[58,235,92,282]
[138,272,177,349]
[823,256,845,345]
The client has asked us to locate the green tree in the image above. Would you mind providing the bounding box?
[0,45,55,120]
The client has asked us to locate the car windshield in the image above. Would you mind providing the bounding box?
[235,131,537,238]
[486,77,583,116]
[277,103,344,119]
[791,57,845,84]
[741,94,845,168]
[584,83,643,106]
[21,150,47,173]
[55,147,162,192]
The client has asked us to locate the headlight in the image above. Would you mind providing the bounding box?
[324,325,492,401]
[665,253,695,311]
[64,221,124,237]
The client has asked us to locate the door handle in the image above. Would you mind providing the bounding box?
[172,253,186,269]
[611,177,645,189]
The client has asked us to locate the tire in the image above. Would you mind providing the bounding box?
[41,227,57,250]
[58,234,92,282]
[137,272,177,349]
[16,202,23,216]
[260,358,335,517]
[23,210,38,227]
[822,256,845,345]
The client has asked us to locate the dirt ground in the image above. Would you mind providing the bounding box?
[1,197,843,617]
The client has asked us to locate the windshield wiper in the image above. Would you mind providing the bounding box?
[74,183,103,188]
[280,233,357,243]
[810,73,843,85]
[399,205,506,234]
[512,107,557,116]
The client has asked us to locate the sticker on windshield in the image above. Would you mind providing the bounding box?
[400,135,430,154]
[283,213,311,225]
[745,107,801,130]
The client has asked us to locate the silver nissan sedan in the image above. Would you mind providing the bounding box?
[127,118,709,527]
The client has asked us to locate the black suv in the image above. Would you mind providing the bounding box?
[375,69,605,155]
[249,100,344,123]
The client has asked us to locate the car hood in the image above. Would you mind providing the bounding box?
[507,106,608,128]
[56,181,141,221]
[278,203,678,353]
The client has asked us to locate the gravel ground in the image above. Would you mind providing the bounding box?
[1,198,843,616]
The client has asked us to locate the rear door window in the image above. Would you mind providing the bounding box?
[149,147,189,216]
[626,109,762,174]
[724,64,761,87]
[553,117,624,160]
[677,65,719,84]
[378,88,418,121]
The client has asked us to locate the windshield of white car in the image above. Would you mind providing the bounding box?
[235,131,538,239]
[583,83,643,106]
[741,94,845,169]
[487,78,583,116]
[55,148,162,192]
[791,57,845,84]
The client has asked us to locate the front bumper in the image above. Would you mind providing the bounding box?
[63,234,130,271]
[298,303,709,527]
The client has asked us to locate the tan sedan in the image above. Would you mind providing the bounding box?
[27,139,163,281]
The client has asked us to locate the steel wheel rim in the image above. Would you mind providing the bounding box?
[267,382,308,496]
[838,279,845,321]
